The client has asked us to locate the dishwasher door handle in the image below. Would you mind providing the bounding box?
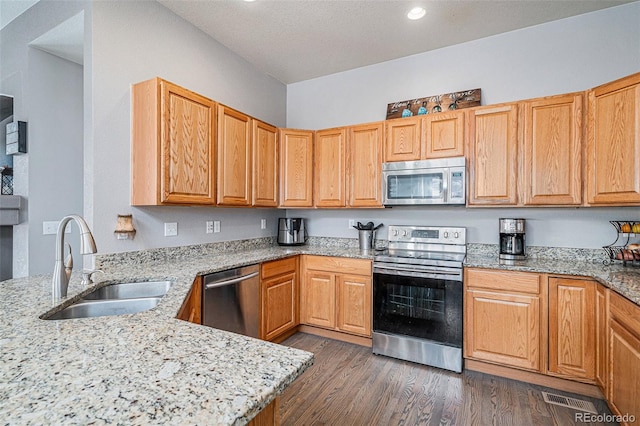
[204,271,259,290]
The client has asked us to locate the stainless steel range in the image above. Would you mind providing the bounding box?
[372,225,466,373]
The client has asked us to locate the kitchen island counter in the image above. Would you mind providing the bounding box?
[0,242,373,425]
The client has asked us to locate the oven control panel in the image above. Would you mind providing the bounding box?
[388,225,466,245]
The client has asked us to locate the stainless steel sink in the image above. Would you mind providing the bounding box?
[82,280,172,300]
[45,297,162,320]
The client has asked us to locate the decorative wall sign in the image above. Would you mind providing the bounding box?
[385,88,481,120]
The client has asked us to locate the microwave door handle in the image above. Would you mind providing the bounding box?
[442,170,449,203]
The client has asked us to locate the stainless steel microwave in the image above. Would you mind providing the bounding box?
[381,157,466,206]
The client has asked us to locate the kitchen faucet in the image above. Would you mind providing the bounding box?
[52,215,97,299]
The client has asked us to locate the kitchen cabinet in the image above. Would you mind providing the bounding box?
[467,104,519,206]
[177,277,202,324]
[348,122,383,207]
[464,268,542,371]
[422,111,465,159]
[587,72,640,205]
[301,255,372,337]
[279,129,314,207]
[314,127,347,207]
[608,291,640,424]
[217,105,252,206]
[548,277,595,381]
[522,93,583,206]
[131,77,216,205]
[385,116,421,162]
[252,120,278,207]
[261,257,298,342]
[595,284,609,391]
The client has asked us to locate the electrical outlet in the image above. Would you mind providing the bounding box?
[261,219,267,229]
[43,221,71,235]
[206,221,214,234]
[164,222,178,237]
[348,219,356,230]
[214,220,221,233]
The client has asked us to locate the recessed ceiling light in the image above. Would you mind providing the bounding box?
[407,7,426,20]
[244,0,256,2]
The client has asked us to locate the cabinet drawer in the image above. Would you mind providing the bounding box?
[304,255,371,276]
[261,256,297,279]
[610,291,640,339]
[465,268,540,294]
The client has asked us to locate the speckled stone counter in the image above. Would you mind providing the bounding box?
[0,238,374,425]
[465,247,640,306]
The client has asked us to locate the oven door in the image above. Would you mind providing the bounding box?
[373,272,462,348]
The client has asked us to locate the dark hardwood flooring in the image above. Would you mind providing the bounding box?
[280,333,615,426]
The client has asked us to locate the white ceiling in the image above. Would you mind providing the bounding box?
[2,1,635,83]
[158,0,634,84]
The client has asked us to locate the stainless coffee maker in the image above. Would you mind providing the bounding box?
[499,218,526,261]
[277,218,308,246]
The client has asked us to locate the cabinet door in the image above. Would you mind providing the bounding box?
[348,122,383,207]
[279,129,314,207]
[384,117,421,162]
[161,81,216,204]
[252,120,278,207]
[217,105,252,206]
[177,277,202,324]
[337,274,371,337]
[587,72,640,205]
[595,284,609,391]
[522,94,583,205]
[422,111,465,159]
[261,272,297,341]
[548,278,595,381]
[609,320,640,423]
[301,270,336,329]
[465,289,541,371]
[468,104,519,205]
[315,128,347,207]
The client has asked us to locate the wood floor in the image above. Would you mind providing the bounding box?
[279,333,615,426]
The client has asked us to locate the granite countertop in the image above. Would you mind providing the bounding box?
[0,242,373,425]
[465,254,640,306]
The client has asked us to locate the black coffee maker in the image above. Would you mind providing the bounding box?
[499,218,526,261]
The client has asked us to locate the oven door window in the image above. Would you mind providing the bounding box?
[387,172,444,200]
[373,273,462,347]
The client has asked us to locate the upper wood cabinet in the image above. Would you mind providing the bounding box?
[385,116,421,162]
[422,111,465,159]
[587,72,640,205]
[314,128,347,207]
[132,78,216,206]
[522,93,583,206]
[548,277,595,381]
[279,129,314,207]
[252,120,278,207]
[348,122,383,207]
[467,104,519,206]
[217,105,252,206]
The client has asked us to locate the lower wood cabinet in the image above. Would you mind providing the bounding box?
[301,256,371,337]
[260,257,298,341]
[608,291,640,424]
[595,283,609,390]
[464,269,542,371]
[548,277,595,381]
[176,277,202,324]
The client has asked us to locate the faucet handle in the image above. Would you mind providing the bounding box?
[64,243,73,280]
[81,269,104,286]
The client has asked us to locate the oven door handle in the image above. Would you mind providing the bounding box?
[373,264,462,281]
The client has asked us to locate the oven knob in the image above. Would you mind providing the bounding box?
[454,232,459,239]
[392,229,398,236]
[443,231,449,238]
[402,230,408,237]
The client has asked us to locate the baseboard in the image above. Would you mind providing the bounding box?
[465,359,604,399]
[269,327,299,344]
[298,325,372,347]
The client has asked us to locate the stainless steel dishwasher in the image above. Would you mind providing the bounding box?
[202,264,260,338]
